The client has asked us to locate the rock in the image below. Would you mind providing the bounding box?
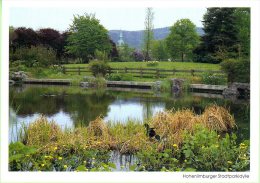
[152,81,162,91]
[222,82,250,99]
[10,71,28,82]
[9,80,15,85]
[171,78,185,93]
[80,82,90,87]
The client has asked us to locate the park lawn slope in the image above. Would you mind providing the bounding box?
[64,61,221,71]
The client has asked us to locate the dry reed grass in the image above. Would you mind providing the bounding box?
[26,116,62,146]
[150,105,235,145]
[22,105,236,153]
[201,105,236,131]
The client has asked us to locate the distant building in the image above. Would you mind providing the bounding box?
[117,31,124,46]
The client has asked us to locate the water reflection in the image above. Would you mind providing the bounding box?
[9,84,250,143]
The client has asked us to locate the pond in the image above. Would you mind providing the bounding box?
[9,84,250,170]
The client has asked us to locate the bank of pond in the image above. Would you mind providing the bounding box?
[9,85,250,171]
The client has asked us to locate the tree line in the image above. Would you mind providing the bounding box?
[9,8,250,66]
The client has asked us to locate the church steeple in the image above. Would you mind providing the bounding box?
[118,31,124,46]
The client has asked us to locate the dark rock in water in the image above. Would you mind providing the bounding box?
[9,80,15,85]
[223,82,250,99]
[80,82,90,88]
[171,78,185,93]
[152,81,162,92]
[41,94,57,97]
[10,71,28,82]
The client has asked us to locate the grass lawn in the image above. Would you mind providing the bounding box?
[13,61,225,85]
[64,61,221,71]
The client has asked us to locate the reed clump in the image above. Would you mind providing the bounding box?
[201,105,236,131]
[150,105,235,145]
[20,105,236,153]
[25,116,62,146]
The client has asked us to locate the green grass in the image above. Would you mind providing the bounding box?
[11,61,224,85]
[62,61,222,83]
[65,61,221,71]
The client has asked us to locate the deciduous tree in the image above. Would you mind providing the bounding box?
[166,19,200,62]
[143,8,154,61]
[66,13,111,63]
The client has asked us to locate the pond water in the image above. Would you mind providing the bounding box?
[9,84,250,170]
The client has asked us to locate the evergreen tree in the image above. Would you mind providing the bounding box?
[194,8,239,63]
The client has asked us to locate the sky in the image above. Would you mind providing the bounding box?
[10,7,206,31]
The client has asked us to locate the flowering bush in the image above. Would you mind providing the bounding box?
[201,72,226,85]
[146,61,159,67]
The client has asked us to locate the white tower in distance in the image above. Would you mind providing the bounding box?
[117,31,124,46]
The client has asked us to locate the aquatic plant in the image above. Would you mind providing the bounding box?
[22,116,62,146]
[150,105,235,147]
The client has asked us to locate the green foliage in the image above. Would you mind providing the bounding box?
[194,8,241,63]
[201,73,226,85]
[9,142,114,171]
[181,125,250,171]
[166,19,200,62]
[66,13,111,63]
[146,61,159,67]
[220,58,250,83]
[89,61,110,77]
[88,76,107,88]
[143,8,154,61]
[118,44,135,62]
[106,73,133,81]
[136,146,181,171]
[233,8,250,57]
[10,46,56,67]
[95,50,109,61]
[151,40,169,61]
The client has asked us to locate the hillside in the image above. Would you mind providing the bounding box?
[109,27,204,49]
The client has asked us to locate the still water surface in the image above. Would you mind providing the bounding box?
[9,84,250,143]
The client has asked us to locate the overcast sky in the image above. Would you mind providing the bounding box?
[10,7,206,31]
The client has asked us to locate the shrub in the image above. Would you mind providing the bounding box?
[88,76,107,88]
[106,73,133,81]
[146,61,159,67]
[95,50,109,61]
[89,61,110,77]
[201,73,226,85]
[106,73,122,81]
[10,46,56,67]
[132,50,144,61]
[221,58,250,83]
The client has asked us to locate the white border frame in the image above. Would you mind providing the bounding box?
[1,0,259,183]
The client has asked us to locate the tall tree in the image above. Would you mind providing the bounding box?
[108,39,119,61]
[9,26,17,53]
[13,27,40,48]
[194,8,239,63]
[166,19,200,62]
[66,13,111,63]
[233,8,250,57]
[151,40,169,61]
[143,8,154,61]
[37,28,63,59]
